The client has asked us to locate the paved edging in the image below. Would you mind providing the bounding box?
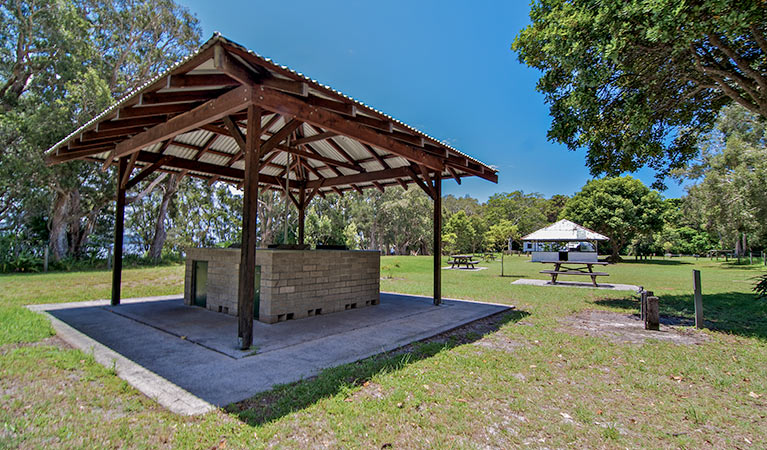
[28,305,216,416]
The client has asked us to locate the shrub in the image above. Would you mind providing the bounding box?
[755,274,767,300]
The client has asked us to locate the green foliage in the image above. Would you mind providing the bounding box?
[485,191,548,237]
[0,0,202,264]
[683,105,767,254]
[513,0,767,187]
[443,211,476,254]
[484,219,519,252]
[561,176,664,261]
[755,274,767,300]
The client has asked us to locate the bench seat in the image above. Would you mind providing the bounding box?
[540,270,609,276]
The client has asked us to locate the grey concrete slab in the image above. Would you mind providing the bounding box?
[512,278,640,292]
[31,292,509,414]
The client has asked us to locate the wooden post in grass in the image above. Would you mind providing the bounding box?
[693,269,703,329]
[645,296,659,331]
[43,245,48,273]
[641,289,653,322]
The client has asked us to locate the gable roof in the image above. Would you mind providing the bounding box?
[521,219,609,242]
[45,33,497,196]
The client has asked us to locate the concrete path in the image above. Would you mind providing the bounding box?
[30,293,509,414]
[512,278,640,292]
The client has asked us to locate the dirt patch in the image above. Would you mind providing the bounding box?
[0,335,71,355]
[471,335,525,353]
[559,310,707,345]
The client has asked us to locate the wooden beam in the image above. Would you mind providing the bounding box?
[305,179,324,204]
[121,151,139,188]
[194,134,219,161]
[97,116,166,132]
[362,143,390,170]
[353,114,395,133]
[81,126,148,141]
[238,104,262,350]
[260,119,302,156]
[167,73,239,88]
[447,166,461,185]
[304,143,343,177]
[397,178,409,190]
[433,173,442,306]
[405,166,434,200]
[222,116,246,149]
[306,95,356,116]
[280,146,362,171]
[214,45,308,96]
[113,85,252,159]
[112,157,128,306]
[116,103,191,119]
[125,155,173,190]
[139,89,228,105]
[46,146,114,165]
[250,85,444,172]
[305,166,411,189]
[291,131,337,146]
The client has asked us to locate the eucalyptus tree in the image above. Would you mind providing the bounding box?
[684,105,767,254]
[0,0,201,260]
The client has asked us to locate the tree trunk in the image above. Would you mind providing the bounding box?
[50,189,72,262]
[610,240,623,263]
[149,174,181,261]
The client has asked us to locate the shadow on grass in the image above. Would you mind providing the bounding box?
[594,291,767,340]
[226,309,530,426]
[622,259,692,266]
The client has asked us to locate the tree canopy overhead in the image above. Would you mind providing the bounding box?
[513,0,767,188]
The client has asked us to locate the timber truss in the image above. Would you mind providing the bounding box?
[45,34,497,197]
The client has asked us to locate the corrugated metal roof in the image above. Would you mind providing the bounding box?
[522,220,609,242]
[46,33,497,194]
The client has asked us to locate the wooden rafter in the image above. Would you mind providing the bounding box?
[112,85,252,160]
[249,85,444,172]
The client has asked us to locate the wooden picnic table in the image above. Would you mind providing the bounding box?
[537,260,609,287]
[448,254,479,269]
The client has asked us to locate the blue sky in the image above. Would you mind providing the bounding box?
[178,0,689,200]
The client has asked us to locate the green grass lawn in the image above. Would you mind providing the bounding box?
[1,256,766,448]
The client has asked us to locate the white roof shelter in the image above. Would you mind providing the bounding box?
[522,220,609,242]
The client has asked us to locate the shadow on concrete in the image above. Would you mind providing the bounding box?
[593,291,767,340]
[227,309,529,426]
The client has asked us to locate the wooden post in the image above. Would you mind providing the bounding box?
[43,245,48,273]
[111,157,128,306]
[693,269,703,329]
[298,188,306,245]
[237,105,261,350]
[433,173,442,306]
[645,296,659,331]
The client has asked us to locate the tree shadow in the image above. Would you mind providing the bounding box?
[593,292,767,340]
[623,259,692,266]
[226,309,530,426]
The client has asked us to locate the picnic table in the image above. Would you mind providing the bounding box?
[537,260,609,287]
[448,254,479,269]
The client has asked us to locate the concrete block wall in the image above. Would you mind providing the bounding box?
[184,248,380,324]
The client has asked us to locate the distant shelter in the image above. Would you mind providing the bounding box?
[521,220,609,263]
